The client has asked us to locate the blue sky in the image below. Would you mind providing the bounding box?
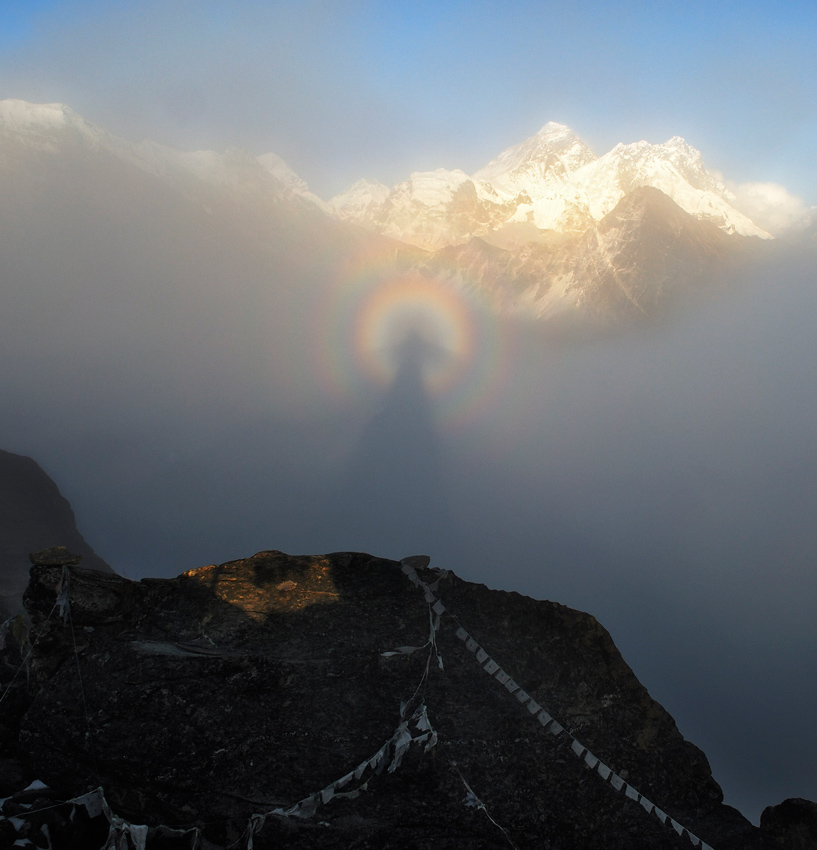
[1,0,815,200]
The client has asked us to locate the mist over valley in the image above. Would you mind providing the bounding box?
[1,98,817,830]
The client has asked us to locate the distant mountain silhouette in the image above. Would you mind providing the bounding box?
[0,449,112,616]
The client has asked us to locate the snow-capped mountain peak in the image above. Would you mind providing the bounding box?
[257,151,310,194]
[473,122,598,200]
[329,178,391,222]
[0,98,77,130]
[0,98,124,156]
[329,121,776,245]
[0,98,333,212]
[571,137,771,238]
[256,151,331,211]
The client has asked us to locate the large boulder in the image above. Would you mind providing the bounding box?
[6,550,776,848]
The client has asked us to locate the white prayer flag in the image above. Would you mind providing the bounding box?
[354,761,368,780]
[701,844,714,850]
[335,772,354,789]
[639,797,653,814]
[515,689,530,704]
[432,600,445,615]
[537,710,552,727]
[455,627,468,641]
[549,721,564,735]
[424,589,436,604]
[671,819,684,835]
[483,659,500,675]
[475,648,488,664]
[73,789,104,820]
[687,833,700,847]
[466,637,479,653]
[584,752,599,769]
[401,564,414,575]
[129,825,148,850]
[625,784,639,801]
[504,678,519,694]
[320,787,335,805]
[526,699,541,714]
[388,729,413,773]
[155,825,201,841]
[382,645,423,656]
[571,739,585,758]
[494,670,510,685]
[653,807,667,824]
[299,796,319,818]
[610,774,625,791]
[597,762,611,780]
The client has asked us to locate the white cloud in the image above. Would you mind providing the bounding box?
[730,181,814,236]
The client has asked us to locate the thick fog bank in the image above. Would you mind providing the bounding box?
[436,246,817,821]
[2,216,816,820]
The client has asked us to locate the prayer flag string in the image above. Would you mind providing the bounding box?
[398,558,716,850]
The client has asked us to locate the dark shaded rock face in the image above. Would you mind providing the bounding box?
[2,550,789,848]
[0,449,112,616]
[760,798,817,849]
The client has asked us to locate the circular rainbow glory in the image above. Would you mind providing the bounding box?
[316,261,506,424]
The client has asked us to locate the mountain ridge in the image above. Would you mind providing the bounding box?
[331,123,773,246]
[0,98,803,325]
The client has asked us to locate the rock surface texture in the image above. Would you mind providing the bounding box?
[2,550,812,848]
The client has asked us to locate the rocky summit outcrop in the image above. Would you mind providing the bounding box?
[0,550,812,848]
[760,798,817,850]
[0,449,112,617]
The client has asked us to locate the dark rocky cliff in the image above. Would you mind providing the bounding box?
[1,550,813,848]
[0,449,112,616]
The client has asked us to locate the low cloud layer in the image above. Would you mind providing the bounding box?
[731,181,815,235]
